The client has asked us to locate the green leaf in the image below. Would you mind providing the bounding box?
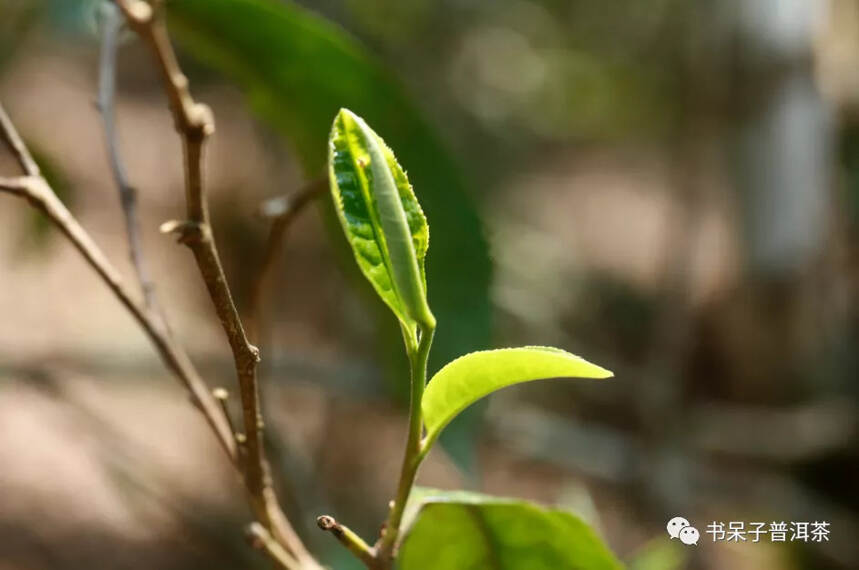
[399,488,623,570]
[422,347,612,447]
[627,537,686,570]
[328,109,433,331]
[168,0,492,468]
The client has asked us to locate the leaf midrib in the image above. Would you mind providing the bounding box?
[465,504,503,570]
[342,116,401,314]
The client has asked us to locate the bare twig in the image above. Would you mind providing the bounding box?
[212,386,241,447]
[97,1,158,309]
[247,523,302,570]
[114,2,319,567]
[0,103,39,176]
[0,171,236,465]
[0,106,237,452]
[0,175,31,195]
[317,515,377,568]
[247,176,326,343]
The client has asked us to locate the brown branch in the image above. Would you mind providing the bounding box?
[97,1,159,310]
[0,175,30,195]
[0,106,237,462]
[247,176,326,343]
[246,523,302,570]
[0,103,39,176]
[0,171,237,464]
[114,2,320,568]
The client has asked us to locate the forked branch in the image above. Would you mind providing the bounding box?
[114,1,319,567]
[0,106,236,464]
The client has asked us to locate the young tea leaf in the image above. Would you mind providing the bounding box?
[328,109,434,331]
[422,347,612,448]
[399,488,622,570]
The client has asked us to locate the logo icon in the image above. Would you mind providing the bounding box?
[667,516,699,546]
[679,525,700,545]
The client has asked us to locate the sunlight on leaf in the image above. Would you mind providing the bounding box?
[422,347,612,448]
[328,109,433,331]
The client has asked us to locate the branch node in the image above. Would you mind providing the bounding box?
[191,102,215,136]
[316,515,338,533]
[249,343,261,363]
[159,219,207,245]
[246,522,269,548]
[159,219,183,234]
[124,0,153,23]
[213,386,247,450]
[258,195,292,219]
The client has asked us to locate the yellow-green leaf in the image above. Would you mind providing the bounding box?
[422,347,612,448]
[328,109,434,331]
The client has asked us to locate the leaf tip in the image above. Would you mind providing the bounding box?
[587,362,614,379]
[334,106,353,119]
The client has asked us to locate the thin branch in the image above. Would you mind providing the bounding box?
[317,515,377,568]
[0,171,237,465]
[213,386,243,449]
[114,2,319,568]
[247,176,326,343]
[247,523,302,570]
[97,1,158,309]
[0,175,31,196]
[1,102,237,463]
[0,103,39,176]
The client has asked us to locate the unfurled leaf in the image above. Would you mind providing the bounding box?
[400,488,622,570]
[422,347,612,448]
[328,109,433,331]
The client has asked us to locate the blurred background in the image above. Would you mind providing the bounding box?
[0,0,857,568]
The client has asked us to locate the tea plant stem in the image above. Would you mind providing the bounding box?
[317,515,377,567]
[97,1,159,311]
[375,325,435,566]
[114,2,320,568]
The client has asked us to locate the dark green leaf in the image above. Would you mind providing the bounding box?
[400,488,623,570]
